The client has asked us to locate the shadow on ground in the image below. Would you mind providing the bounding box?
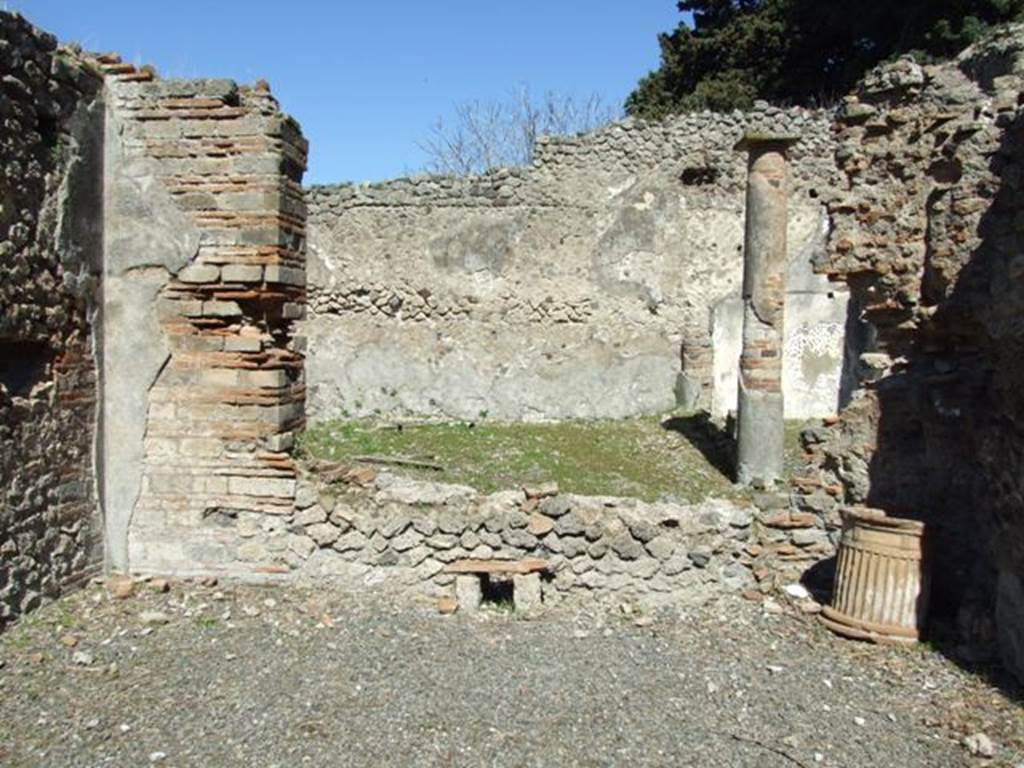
[660,413,736,480]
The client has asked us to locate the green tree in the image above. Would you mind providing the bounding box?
[626,0,1024,119]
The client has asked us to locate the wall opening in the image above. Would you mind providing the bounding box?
[0,340,51,398]
[481,574,514,606]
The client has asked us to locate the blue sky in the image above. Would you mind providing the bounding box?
[12,1,684,184]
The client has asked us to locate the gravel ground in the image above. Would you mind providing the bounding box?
[0,579,1021,767]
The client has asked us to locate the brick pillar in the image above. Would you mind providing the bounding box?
[734,132,798,486]
[100,57,308,575]
[678,330,713,412]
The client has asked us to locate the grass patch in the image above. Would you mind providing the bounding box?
[299,414,808,503]
[193,615,218,630]
[52,606,79,630]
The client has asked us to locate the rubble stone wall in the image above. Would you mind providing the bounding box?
[304,108,846,422]
[209,464,830,608]
[789,28,1024,680]
[279,470,770,606]
[0,15,104,626]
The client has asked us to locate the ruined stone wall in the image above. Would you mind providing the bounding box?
[789,28,1024,680]
[98,60,308,577]
[304,107,843,422]
[282,469,758,606]
[0,14,104,625]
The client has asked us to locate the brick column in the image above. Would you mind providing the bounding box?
[100,57,308,575]
[734,132,798,486]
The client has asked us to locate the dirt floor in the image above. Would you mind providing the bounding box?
[0,578,1020,767]
[298,414,806,502]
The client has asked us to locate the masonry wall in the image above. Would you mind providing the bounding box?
[304,107,843,422]
[98,61,309,577]
[281,470,760,605]
[0,14,104,626]
[788,29,1024,681]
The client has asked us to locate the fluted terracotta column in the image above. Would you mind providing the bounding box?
[734,132,798,486]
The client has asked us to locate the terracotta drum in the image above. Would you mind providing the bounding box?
[820,507,929,644]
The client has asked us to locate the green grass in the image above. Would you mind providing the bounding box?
[299,414,809,503]
[193,615,218,630]
[52,606,79,630]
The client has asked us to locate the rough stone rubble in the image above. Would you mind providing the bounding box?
[0,13,103,626]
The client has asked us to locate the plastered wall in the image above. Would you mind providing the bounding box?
[304,106,842,422]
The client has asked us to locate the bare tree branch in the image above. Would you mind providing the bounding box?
[418,85,620,175]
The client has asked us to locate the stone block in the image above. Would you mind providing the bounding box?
[506,510,530,529]
[179,437,223,458]
[333,530,369,552]
[587,539,609,559]
[645,536,676,561]
[412,517,437,536]
[627,519,659,543]
[202,368,239,387]
[237,540,268,562]
[378,513,411,538]
[437,514,464,535]
[527,513,555,536]
[240,369,289,388]
[426,533,458,550]
[555,512,585,536]
[561,536,587,558]
[610,533,643,561]
[305,524,342,548]
[687,546,712,568]
[264,265,305,286]
[523,482,559,499]
[791,527,829,547]
[470,544,494,559]
[225,336,263,353]
[202,300,242,318]
[502,529,538,550]
[294,485,318,509]
[144,437,178,456]
[288,534,317,559]
[148,473,195,495]
[294,505,326,526]
[266,431,294,452]
[221,264,264,282]
[392,529,423,552]
[227,475,295,499]
[178,264,220,283]
[539,496,572,518]
[455,575,482,612]
[513,573,542,612]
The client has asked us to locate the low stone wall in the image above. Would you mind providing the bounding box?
[0,14,104,627]
[201,466,839,609]
[303,106,843,423]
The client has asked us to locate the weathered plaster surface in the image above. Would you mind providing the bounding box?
[711,212,849,420]
[101,106,198,570]
[304,107,839,422]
